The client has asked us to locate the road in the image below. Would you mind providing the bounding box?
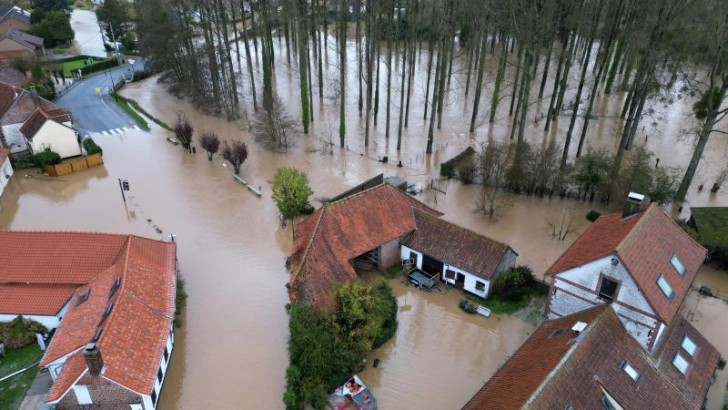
[54,59,146,137]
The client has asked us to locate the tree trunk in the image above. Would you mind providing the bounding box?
[423,41,435,120]
[339,0,346,146]
[296,0,310,133]
[538,39,554,99]
[489,39,507,123]
[516,48,533,142]
[240,0,257,111]
[470,33,487,132]
[509,45,524,116]
[544,35,569,132]
[397,39,407,150]
[426,41,444,154]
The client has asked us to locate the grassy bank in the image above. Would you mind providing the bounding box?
[113,94,173,132]
[111,96,150,131]
[0,344,43,409]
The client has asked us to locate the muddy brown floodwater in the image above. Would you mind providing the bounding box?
[2,31,727,409]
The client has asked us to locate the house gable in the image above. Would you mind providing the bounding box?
[27,119,80,159]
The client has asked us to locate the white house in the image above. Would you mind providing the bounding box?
[21,108,81,159]
[545,197,706,352]
[400,208,517,298]
[0,146,12,198]
[0,231,177,409]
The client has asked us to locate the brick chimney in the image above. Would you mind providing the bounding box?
[622,192,648,218]
[83,343,104,376]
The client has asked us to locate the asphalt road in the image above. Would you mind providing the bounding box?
[55,59,146,136]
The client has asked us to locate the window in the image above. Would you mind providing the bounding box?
[109,277,121,298]
[657,275,674,300]
[671,255,686,277]
[681,335,697,356]
[157,367,163,383]
[73,385,93,405]
[475,281,485,291]
[550,328,569,338]
[620,360,640,382]
[100,302,114,324]
[598,277,618,302]
[600,394,617,410]
[91,327,103,342]
[445,270,455,280]
[75,289,91,306]
[673,353,689,374]
[163,347,169,362]
[151,389,157,405]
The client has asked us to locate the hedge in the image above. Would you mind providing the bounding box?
[0,316,48,349]
[79,58,121,76]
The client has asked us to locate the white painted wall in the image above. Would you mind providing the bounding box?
[548,255,661,350]
[2,124,28,154]
[145,325,174,409]
[400,245,422,270]
[29,121,80,159]
[442,264,490,298]
[0,155,12,197]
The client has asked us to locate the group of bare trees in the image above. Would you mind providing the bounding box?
[137,0,728,202]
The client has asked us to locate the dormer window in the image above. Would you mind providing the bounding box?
[620,360,640,382]
[75,289,91,306]
[657,275,674,300]
[91,327,103,342]
[100,302,114,324]
[670,255,686,277]
[673,353,689,374]
[109,277,121,298]
[681,335,697,356]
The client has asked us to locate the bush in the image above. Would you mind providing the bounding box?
[586,210,602,222]
[82,138,103,155]
[0,316,48,348]
[79,58,119,75]
[459,299,477,314]
[33,148,61,167]
[492,265,535,302]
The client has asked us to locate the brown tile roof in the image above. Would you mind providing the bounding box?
[0,146,8,164]
[545,204,706,323]
[402,208,515,280]
[290,184,441,308]
[19,108,48,140]
[40,235,176,400]
[0,28,43,49]
[0,284,77,315]
[0,82,68,126]
[465,307,720,410]
[45,352,87,403]
[462,305,608,410]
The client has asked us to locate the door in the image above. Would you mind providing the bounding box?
[409,251,418,267]
[455,273,465,290]
[422,254,444,276]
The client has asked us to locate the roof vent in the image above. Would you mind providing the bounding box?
[572,321,587,333]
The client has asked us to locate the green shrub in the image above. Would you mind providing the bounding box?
[459,299,477,314]
[82,138,102,155]
[33,148,61,167]
[586,210,602,222]
[492,265,535,302]
[0,316,48,348]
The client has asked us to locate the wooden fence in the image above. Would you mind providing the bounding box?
[44,153,103,177]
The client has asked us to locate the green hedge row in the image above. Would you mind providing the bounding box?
[79,58,121,76]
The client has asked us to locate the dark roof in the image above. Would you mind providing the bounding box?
[690,207,728,247]
[0,28,42,49]
[463,305,608,410]
[402,208,515,280]
[290,184,441,309]
[464,307,720,410]
[0,146,8,164]
[545,204,706,323]
[19,108,48,139]
[0,5,29,25]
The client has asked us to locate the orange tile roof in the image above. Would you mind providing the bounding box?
[0,231,176,402]
[45,353,87,403]
[0,82,69,126]
[545,204,706,323]
[290,184,441,308]
[19,108,49,140]
[0,146,8,164]
[0,284,77,315]
[402,208,515,280]
[464,307,720,410]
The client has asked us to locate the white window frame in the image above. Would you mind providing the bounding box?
[673,353,689,374]
[670,254,686,277]
[620,361,640,382]
[657,275,674,300]
[681,335,697,356]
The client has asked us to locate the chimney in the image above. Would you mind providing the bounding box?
[622,192,648,218]
[83,343,104,376]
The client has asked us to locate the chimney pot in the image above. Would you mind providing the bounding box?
[83,342,104,376]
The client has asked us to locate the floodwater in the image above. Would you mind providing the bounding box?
[70,9,107,58]
[1,29,726,409]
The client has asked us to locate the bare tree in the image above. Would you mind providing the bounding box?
[199,131,220,161]
[547,208,578,241]
[251,96,300,152]
[221,140,249,174]
[174,112,194,150]
[476,141,511,220]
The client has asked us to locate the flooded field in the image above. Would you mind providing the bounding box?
[70,10,107,58]
[2,29,727,409]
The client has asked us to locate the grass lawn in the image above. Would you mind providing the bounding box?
[111,96,151,131]
[0,344,43,409]
[61,58,107,77]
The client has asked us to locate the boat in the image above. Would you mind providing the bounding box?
[328,375,377,410]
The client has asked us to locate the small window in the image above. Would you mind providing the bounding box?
[100,302,114,324]
[620,360,640,382]
[445,270,456,280]
[598,277,618,302]
[671,254,686,277]
[681,335,697,356]
[91,327,103,342]
[151,389,157,405]
[157,367,163,383]
[657,275,674,300]
[475,281,485,291]
[109,277,121,298]
[163,347,169,362]
[600,394,617,410]
[673,353,689,374]
[75,289,91,306]
[550,328,569,338]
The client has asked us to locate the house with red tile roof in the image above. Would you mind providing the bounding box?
[0,146,11,198]
[463,305,720,409]
[290,181,517,309]
[0,81,78,158]
[0,231,177,409]
[544,195,706,352]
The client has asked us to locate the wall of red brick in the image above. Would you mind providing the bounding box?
[57,373,142,410]
[378,238,400,271]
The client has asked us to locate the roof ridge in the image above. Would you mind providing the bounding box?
[616,204,654,252]
[325,183,390,207]
[291,209,326,280]
[96,237,133,346]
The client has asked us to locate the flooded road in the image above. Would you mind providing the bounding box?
[1,31,727,409]
[70,9,106,57]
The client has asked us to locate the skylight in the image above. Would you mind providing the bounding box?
[109,276,121,298]
[671,255,686,277]
[620,361,640,382]
[657,275,674,300]
[673,353,689,374]
[75,289,91,306]
[681,335,697,356]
